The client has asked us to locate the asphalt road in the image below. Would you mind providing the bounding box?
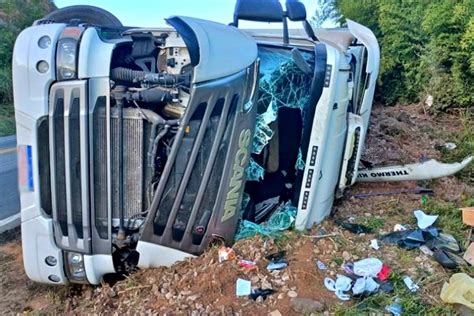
[0,135,20,227]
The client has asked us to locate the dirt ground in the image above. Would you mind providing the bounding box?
[0,103,472,314]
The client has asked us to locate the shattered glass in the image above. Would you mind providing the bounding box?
[246,157,265,181]
[236,46,314,236]
[235,202,297,240]
[248,47,314,178]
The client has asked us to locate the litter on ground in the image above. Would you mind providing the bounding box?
[440,273,474,309]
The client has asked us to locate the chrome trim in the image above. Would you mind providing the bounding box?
[49,80,90,253]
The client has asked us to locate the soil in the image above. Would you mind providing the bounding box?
[0,103,472,314]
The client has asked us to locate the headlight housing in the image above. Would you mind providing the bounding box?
[56,27,84,81]
[65,252,88,283]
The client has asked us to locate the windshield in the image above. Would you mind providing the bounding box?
[54,0,318,29]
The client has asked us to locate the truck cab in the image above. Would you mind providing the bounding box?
[13,0,380,284]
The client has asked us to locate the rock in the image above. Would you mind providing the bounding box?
[165,292,174,300]
[277,293,285,300]
[342,251,351,261]
[262,279,272,289]
[181,290,192,296]
[256,296,264,303]
[287,290,298,298]
[291,298,325,313]
[281,273,290,282]
[187,294,200,302]
[268,310,282,316]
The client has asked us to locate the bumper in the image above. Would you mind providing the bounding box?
[21,213,115,285]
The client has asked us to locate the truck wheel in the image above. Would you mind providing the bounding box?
[42,5,122,27]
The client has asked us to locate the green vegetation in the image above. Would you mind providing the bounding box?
[424,197,471,244]
[438,111,474,185]
[0,106,15,136]
[357,216,385,232]
[333,269,455,315]
[314,0,474,110]
[0,0,52,136]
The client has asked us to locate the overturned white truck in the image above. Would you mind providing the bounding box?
[13,0,471,285]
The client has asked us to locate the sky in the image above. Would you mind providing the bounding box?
[54,0,321,29]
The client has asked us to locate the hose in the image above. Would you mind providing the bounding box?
[111,67,189,86]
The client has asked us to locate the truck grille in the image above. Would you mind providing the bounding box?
[140,63,259,255]
[48,80,158,254]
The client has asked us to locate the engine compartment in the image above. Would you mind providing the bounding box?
[106,29,194,272]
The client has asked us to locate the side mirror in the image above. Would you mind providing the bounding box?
[233,0,284,27]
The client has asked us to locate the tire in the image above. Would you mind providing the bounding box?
[43,5,122,27]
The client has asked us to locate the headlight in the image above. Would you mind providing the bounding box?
[56,27,83,81]
[65,252,88,283]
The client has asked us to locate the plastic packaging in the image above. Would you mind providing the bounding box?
[236,278,252,296]
[353,258,383,277]
[440,273,474,309]
[414,209,438,229]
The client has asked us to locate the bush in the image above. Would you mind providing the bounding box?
[330,0,474,109]
[0,0,52,107]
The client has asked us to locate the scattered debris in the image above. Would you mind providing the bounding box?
[370,239,380,250]
[352,276,379,296]
[324,258,390,301]
[463,243,474,266]
[218,246,235,263]
[316,260,327,270]
[267,261,287,271]
[342,262,354,274]
[324,275,351,301]
[377,264,391,281]
[443,142,457,150]
[248,288,276,301]
[381,209,468,270]
[394,224,408,231]
[419,245,434,256]
[414,209,438,229]
[433,248,466,269]
[385,302,403,316]
[290,297,324,313]
[461,207,474,226]
[235,202,296,240]
[440,273,474,309]
[266,251,288,271]
[403,276,419,292]
[303,233,337,239]
[239,259,257,270]
[236,278,252,296]
[353,258,383,277]
[268,310,282,316]
[336,220,374,234]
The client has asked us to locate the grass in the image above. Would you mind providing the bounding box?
[357,216,385,232]
[424,197,470,244]
[0,104,15,136]
[437,110,474,185]
[332,269,455,315]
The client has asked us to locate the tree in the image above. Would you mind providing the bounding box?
[0,0,53,106]
[331,0,474,109]
[311,0,340,28]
